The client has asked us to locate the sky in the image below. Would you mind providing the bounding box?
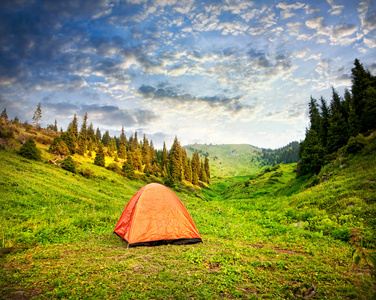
[1,0,375,149]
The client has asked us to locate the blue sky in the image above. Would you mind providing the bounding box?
[1,0,375,149]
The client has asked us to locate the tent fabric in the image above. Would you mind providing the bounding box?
[114,183,202,247]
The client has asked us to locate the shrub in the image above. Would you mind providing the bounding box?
[49,137,70,156]
[345,134,366,154]
[18,137,41,161]
[107,162,122,174]
[61,156,77,173]
[0,123,14,139]
[79,168,94,178]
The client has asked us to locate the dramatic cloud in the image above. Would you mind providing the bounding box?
[0,0,375,148]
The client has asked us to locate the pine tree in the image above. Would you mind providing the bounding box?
[162,142,169,167]
[102,130,111,147]
[169,136,182,181]
[62,124,77,154]
[96,127,101,144]
[32,102,42,128]
[327,89,348,154]
[181,149,188,181]
[351,59,372,116]
[204,155,210,181]
[131,148,143,171]
[94,145,105,167]
[185,159,192,183]
[308,97,321,134]
[13,116,19,125]
[362,86,376,131]
[191,151,200,185]
[53,119,58,132]
[87,123,96,143]
[150,141,156,165]
[1,108,8,119]
[347,103,360,138]
[122,156,135,179]
[319,97,329,149]
[71,114,79,140]
[299,129,325,175]
[118,126,127,159]
[77,113,88,156]
[141,134,150,166]
[18,137,41,161]
[199,160,207,182]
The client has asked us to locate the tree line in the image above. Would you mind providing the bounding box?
[1,107,211,185]
[49,113,210,185]
[299,59,376,176]
[261,141,300,166]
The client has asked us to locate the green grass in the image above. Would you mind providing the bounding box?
[1,131,376,299]
[185,144,265,177]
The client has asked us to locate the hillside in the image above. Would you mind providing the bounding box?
[1,122,376,298]
[185,142,299,177]
[185,144,264,177]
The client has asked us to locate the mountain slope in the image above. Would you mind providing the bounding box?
[185,144,264,177]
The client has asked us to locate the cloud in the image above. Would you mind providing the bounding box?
[79,104,158,127]
[326,0,344,15]
[358,0,376,35]
[138,84,255,117]
[332,24,358,38]
[276,2,305,19]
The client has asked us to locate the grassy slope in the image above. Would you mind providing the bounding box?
[1,128,376,299]
[185,144,264,177]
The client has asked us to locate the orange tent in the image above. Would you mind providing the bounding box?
[114,183,202,247]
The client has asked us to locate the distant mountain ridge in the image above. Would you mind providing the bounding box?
[184,142,300,177]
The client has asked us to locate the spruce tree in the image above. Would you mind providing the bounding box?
[191,151,200,185]
[94,145,105,167]
[150,141,156,165]
[351,59,372,117]
[327,90,348,154]
[162,142,169,167]
[308,97,321,134]
[199,160,207,182]
[61,126,76,154]
[185,159,192,183]
[122,157,135,179]
[299,129,325,175]
[96,127,101,144]
[118,126,127,159]
[131,148,143,171]
[319,97,329,149]
[102,130,111,147]
[1,108,8,119]
[71,114,78,140]
[18,137,41,161]
[87,123,96,143]
[141,134,150,166]
[169,136,182,181]
[204,155,210,181]
[347,103,361,138]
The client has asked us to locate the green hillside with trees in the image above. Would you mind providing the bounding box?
[185,142,300,178]
[0,59,375,299]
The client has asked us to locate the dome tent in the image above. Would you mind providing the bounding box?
[114,183,202,247]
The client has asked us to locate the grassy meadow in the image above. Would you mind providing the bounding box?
[1,128,376,299]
